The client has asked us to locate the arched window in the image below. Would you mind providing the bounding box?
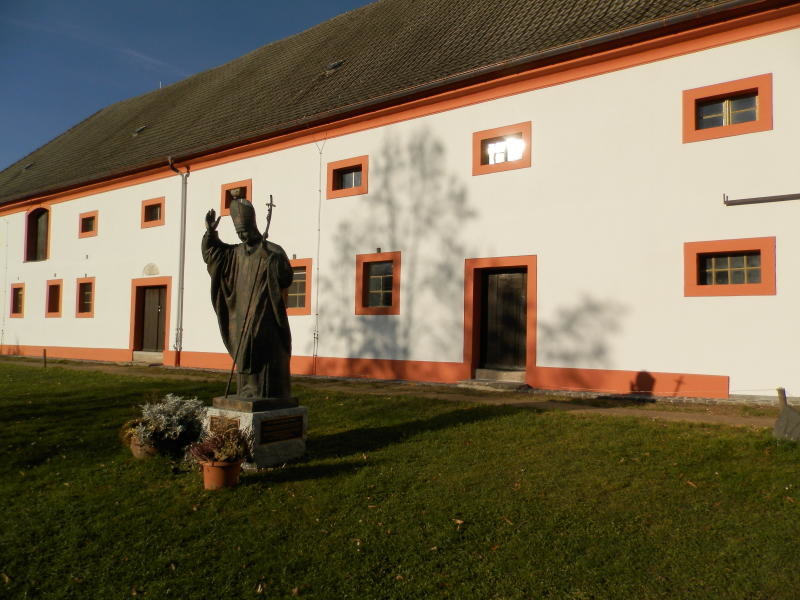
[25,208,49,261]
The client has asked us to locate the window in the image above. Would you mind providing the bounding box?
[684,237,775,297]
[25,207,49,261]
[355,251,401,315]
[46,279,62,317]
[141,198,165,228]
[473,122,532,176]
[10,283,24,318]
[327,156,368,199]
[220,180,252,216]
[287,258,312,316]
[682,74,772,143]
[78,211,98,238]
[76,277,95,317]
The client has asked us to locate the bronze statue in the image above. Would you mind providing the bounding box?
[202,196,293,403]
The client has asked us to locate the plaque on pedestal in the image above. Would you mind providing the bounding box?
[206,399,307,469]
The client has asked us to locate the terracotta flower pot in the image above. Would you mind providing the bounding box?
[200,460,243,490]
[129,438,158,459]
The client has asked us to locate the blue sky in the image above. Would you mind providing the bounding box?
[0,0,376,170]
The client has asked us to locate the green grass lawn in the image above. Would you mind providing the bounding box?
[1,362,799,599]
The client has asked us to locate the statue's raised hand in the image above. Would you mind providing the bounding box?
[205,209,221,232]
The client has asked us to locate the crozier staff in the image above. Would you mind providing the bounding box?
[202,195,293,400]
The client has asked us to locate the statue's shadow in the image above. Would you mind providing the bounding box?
[240,404,524,485]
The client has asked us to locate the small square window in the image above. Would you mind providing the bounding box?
[365,261,393,307]
[684,238,775,297]
[78,211,98,238]
[220,180,252,216]
[327,156,369,199]
[287,258,312,316]
[76,278,95,317]
[141,198,165,228]
[10,284,24,318]
[46,280,62,317]
[683,74,772,143]
[355,251,401,315]
[473,122,531,176]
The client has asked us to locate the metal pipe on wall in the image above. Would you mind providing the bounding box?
[168,157,190,366]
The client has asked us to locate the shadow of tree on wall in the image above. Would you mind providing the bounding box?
[537,295,627,391]
[317,128,476,366]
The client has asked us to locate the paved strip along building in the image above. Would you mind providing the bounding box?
[1,0,799,400]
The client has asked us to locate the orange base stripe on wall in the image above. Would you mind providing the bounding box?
[531,366,729,399]
[0,344,132,362]
[0,345,729,399]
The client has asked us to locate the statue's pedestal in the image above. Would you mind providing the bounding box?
[206,396,307,469]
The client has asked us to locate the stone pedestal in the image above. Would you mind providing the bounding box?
[206,396,307,469]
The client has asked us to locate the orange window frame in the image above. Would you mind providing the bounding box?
[684,237,775,297]
[355,251,401,316]
[10,283,25,318]
[78,210,98,238]
[76,277,96,318]
[682,73,773,143]
[472,121,532,176]
[141,197,165,228]
[327,156,369,199]
[220,179,252,216]
[287,258,312,316]
[46,279,63,318]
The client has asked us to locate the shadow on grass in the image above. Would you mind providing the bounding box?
[308,404,526,460]
[240,460,369,486]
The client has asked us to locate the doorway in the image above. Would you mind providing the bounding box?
[463,256,536,382]
[138,286,166,351]
[479,269,527,370]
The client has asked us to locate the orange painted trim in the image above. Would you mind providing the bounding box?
[2,6,799,216]
[464,255,537,382]
[327,156,369,199]
[78,210,99,238]
[355,251,401,315]
[684,236,776,296]
[682,73,773,143]
[129,276,172,353]
[287,258,313,316]
[472,122,532,176]
[10,283,24,318]
[75,277,95,318]
[532,366,729,399]
[219,179,252,217]
[45,279,63,318]
[176,351,727,398]
[0,344,132,362]
[140,197,165,228]
[177,350,233,370]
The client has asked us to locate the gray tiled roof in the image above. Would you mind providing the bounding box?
[0,0,763,204]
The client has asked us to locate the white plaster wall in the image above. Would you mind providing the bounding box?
[1,177,181,351]
[2,25,798,397]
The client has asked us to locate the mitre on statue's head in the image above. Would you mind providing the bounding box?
[230,197,257,230]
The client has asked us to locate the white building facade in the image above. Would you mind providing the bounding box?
[2,1,799,399]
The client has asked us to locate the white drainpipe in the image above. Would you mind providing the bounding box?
[168,157,190,365]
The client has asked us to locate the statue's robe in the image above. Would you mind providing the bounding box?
[202,230,293,399]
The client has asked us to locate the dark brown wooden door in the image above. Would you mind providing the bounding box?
[480,269,526,369]
[141,286,166,352]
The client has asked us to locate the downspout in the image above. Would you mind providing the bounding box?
[168,157,190,366]
[312,139,326,375]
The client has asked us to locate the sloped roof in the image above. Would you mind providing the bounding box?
[0,0,772,205]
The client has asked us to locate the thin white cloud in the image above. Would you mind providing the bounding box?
[0,15,189,77]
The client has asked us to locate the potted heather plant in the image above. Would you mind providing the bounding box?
[188,426,254,490]
[120,394,206,458]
